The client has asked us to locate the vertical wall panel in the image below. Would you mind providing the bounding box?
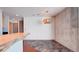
[77,8,79,51]
[55,8,78,51]
[70,7,78,51]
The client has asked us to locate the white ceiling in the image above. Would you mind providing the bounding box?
[0,7,66,17]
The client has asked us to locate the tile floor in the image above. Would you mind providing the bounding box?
[24,40,72,52]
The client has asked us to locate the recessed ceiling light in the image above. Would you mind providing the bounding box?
[16,14,19,16]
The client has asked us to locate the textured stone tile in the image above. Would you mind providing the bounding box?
[25,40,72,52]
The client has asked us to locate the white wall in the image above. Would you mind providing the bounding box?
[3,15,9,32]
[0,9,2,35]
[24,16,54,40]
